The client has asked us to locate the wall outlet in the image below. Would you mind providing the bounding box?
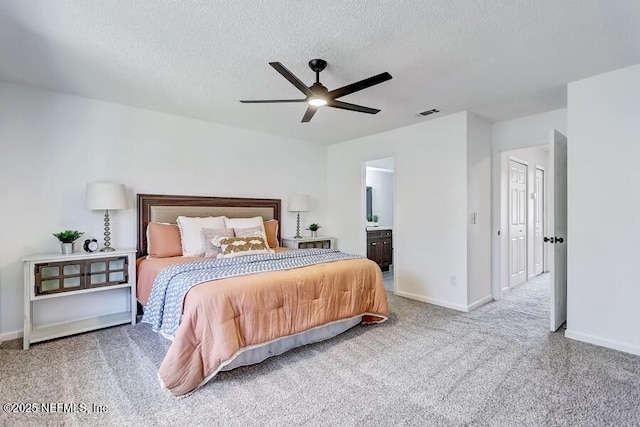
[450,275,457,286]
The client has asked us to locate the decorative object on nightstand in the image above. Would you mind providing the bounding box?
[288,194,310,239]
[306,223,322,238]
[52,230,83,254]
[86,182,128,252]
[83,238,99,252]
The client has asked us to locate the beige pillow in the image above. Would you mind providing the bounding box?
[216,236,273,259]
[146,222,182,258]
[202,228,234,258]
[263,220,279,248]
[224,217,268,247]
[177,216,227,256]
[234,226,263,239]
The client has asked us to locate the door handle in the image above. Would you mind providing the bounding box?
[544,236,564,244]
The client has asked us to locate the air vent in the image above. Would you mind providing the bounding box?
[417,108,440,117]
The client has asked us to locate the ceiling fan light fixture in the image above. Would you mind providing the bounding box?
[240,59,392,122]
[308,97,327,107]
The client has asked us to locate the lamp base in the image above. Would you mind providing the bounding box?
[101,209,116,252]
[295,211,302,238]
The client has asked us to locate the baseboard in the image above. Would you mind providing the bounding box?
[0,329,23,343]
[565,329,640,356]
[394,290,468,312]
[467,295,493,311]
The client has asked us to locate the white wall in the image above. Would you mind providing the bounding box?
[566,64,640,355]
[365,167,393,228]
[0,82,328,338]
[490,109,567,298]
[466,113,492,308]
[328,111,491,312]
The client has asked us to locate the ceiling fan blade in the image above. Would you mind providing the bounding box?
[328,72,392,99]
[328,100,380,114]
[240,99,306,103]
[301,105,318,122]
[269,62,313,97]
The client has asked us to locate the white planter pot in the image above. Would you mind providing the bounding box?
[60,243,73,254]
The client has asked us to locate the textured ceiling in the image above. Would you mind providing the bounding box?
[1,1,639,144]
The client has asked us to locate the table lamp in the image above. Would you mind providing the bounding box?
[86,182,127,251]
[288,194,310,239]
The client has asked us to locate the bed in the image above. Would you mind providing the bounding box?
[136,194,389,397]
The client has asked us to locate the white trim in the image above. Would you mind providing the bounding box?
[365,166,393,173]
[394,290,468,312]
[0,329,23,342]
[467,295,493,311]
[508,155,529,166]
[565,329,640,356]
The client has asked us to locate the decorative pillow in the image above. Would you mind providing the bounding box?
[234,226,263,239]
[216,236,273,259]
[224,216,268,246]
[263,220,279,248]
[177,216,227,257]
[146,222,182,258]
[202,228,234,258]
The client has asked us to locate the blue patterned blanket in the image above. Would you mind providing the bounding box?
[141,248,362,339]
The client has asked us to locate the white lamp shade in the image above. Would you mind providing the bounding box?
[288,194,310,212]
[86,182,128,210]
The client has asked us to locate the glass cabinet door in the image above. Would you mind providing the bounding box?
[86,256,128,288]
[35,262,84,295]
[34,255,128,295]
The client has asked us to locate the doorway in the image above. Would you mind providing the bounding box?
[365,157,394,292]
[497,130,567,332]
[501,146,550,293]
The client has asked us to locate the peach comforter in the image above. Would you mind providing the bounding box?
[138,255,389,397]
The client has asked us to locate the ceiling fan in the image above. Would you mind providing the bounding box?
[240,59,392,123]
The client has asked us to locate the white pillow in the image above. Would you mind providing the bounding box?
[177,216,227,256]
[224,217,268,246]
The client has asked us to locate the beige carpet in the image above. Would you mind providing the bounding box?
[1,273,639,426]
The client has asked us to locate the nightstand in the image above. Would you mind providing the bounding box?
[282,236,337,250]
[23,249,137,349]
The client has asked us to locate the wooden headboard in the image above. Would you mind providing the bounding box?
[137,194,281,258]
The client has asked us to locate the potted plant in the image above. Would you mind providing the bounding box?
[53,230,83,254]
[306,223,322,238]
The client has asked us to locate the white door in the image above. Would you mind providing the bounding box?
[534,168,545,275]
[548,129,568,332]
[509,159,527,287]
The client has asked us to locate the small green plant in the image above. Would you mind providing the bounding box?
[372,215,379,222]
[306,223,322,232]
[52,230,83,243]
